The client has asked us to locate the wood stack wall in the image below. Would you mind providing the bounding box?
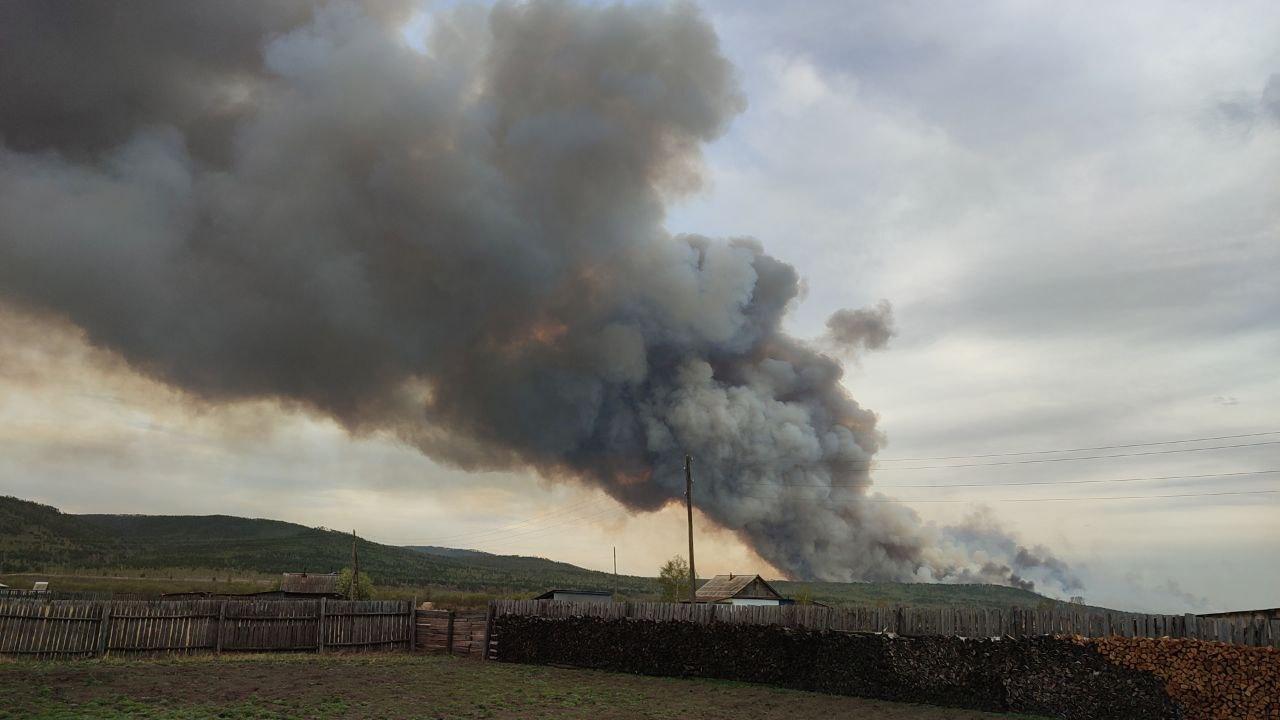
[414,609,490,657]
[490,600,1279,650]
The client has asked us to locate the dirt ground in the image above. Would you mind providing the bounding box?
[0,653,1049,720]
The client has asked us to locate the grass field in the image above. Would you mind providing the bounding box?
[0,653,1050,720]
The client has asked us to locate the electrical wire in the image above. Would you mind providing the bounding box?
[734,488,1280,504]
[876,430,1280,461]
[396,495,612,545]
[740,468,1280,489]
[864,439,1280,470]
[391,499,627,547]
[388,430,1280,547]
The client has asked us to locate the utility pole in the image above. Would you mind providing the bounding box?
[350,529,360,600]
[612,546,618,600]
[684,454,696,605]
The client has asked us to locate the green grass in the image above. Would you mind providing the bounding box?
[0,653,1052,720]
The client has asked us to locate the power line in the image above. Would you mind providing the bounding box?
[397,502,628,548]
[399,495,611,544]
[736,488,1280,504]
[743,468,1280,489]
[464,507,632,548]
[999,489,1280,502]
[404,475,1280,549]
[877,430,1280,461]
[867,439,1280,470]
[384,500,604,545]
[380,432,1280,547]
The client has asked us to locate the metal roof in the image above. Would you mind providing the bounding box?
[533,589,613,599]
[695,574,783,602]
[279,572,339,595]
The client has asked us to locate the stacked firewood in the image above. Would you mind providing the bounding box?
[495,615,1179,719]
[1080,636,1279,720]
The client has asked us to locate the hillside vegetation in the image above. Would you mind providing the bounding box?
[1,496,1057,609]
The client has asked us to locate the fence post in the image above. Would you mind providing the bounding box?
[407,597,417,653]
[215,600,226,654]
[317,597,327,654]
[482,602,494,661]
[446,610,455,655]
[95,602,113,658]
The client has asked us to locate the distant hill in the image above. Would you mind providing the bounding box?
[0,495,1059,609]
[0,496,645,595]
[408,546,495,559]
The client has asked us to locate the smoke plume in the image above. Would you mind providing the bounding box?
[825,300,895,353]
[0,1,1077,593]
[1265,74,1280,124]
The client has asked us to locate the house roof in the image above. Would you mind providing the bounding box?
[695,574,783,602]
[279,572,339,595]
[533,589,613,600]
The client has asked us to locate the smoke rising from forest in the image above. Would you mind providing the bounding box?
[0,0,1079,593]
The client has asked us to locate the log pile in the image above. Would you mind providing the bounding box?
[1081,636,1279,720]
[495,615,1179,719]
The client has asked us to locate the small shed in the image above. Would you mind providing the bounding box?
[533,589,613,604]
[695,574,789,606]
[1197,607,1280,624]
[253,572,344,599]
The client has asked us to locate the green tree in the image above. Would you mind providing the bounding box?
[658,555,690,602]
[337,567,373,600]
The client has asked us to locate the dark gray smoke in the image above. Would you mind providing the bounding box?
[940,509,1082,592]
[0,0,1077,592]
[1265,74,1280,124]
[825,300,895,353]
[1218,73,1280,130]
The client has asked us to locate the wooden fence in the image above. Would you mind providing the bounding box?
[490,600,1280,649]
[8,597,1274,660]
[0,598,414,659]
[415,609,491,658]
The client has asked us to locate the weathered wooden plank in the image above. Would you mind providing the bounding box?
[96,603,113,657]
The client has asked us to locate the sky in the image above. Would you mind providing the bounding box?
[1,1,1278,613]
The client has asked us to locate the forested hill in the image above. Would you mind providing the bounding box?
[1,495,1060,608]
[0,496,642,595]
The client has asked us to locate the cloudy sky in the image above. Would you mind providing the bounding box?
[1,1,1277,613]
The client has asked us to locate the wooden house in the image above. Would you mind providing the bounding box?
[695,574,791,606]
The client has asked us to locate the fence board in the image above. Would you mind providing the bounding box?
[0,598,412,660]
